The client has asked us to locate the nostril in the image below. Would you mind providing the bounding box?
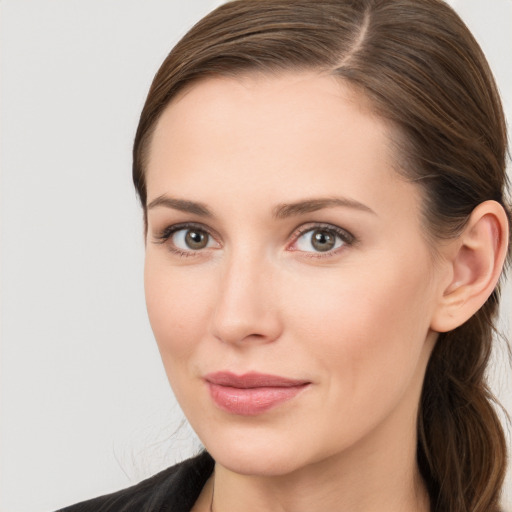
[210,306,282,346]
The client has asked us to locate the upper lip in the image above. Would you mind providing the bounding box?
[205,371,310,389]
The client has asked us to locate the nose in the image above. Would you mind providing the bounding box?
[210,252,283,346]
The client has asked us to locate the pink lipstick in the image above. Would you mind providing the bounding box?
[205,372,310,416]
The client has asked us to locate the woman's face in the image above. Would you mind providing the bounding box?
[144,72,443,476]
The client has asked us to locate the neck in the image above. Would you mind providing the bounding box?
[211,457,429,512]
[208,409,430,512]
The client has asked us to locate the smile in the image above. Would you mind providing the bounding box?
[205,372,311,416]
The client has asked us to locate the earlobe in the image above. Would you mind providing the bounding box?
[430,200,509,333]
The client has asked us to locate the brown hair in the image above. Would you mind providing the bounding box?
[133,1,511,510]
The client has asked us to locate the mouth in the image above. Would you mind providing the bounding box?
[204,371,311,416]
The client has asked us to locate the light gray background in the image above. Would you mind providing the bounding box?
[1,1,511,511]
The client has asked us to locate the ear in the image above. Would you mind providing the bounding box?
[431,200,509,333]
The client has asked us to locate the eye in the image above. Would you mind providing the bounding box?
[173,227,213,250]
[291,225,354,254]
[154,223,220,255]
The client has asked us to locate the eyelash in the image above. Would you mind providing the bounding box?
[153,222,216,258]
[153,222,356,259]
[289,223,356,259]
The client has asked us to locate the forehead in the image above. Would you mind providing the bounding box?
[150,71,382,151]
[145,71,415,219]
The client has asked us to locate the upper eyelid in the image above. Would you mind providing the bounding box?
[289,222,355,243]
[153,222,218,240]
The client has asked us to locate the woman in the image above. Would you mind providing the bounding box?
[59,0,511,511]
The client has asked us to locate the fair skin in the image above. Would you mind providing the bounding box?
[143,72,508,512]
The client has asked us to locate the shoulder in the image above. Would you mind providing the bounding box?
[56,451,214,512]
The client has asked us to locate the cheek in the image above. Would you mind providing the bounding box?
[144,254,215,363]
[282,251,435,397]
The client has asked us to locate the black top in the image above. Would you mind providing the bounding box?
[56,451,215,512]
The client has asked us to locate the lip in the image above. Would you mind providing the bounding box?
[205,371,310,416]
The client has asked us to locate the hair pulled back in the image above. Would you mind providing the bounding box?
[133,1,511,510]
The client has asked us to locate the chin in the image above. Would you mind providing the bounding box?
[212,446,307,477]
[196,422,329,477]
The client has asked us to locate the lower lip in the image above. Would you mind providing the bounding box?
[207,383,309,415]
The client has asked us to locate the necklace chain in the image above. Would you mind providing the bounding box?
[209,473,215,512]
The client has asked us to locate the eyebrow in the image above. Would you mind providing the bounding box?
[147,195,213,217]
[272,197,376,219]
[146,195,376,219]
